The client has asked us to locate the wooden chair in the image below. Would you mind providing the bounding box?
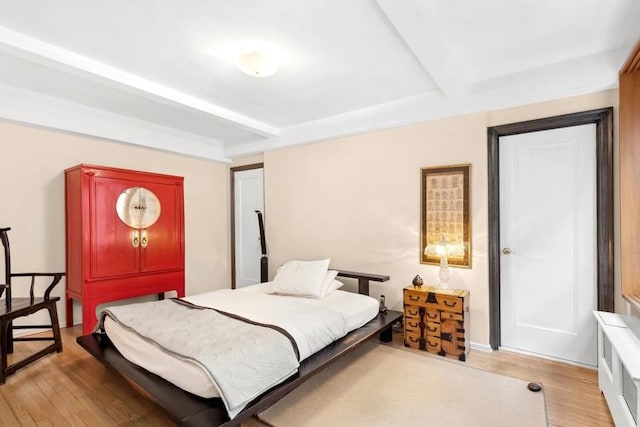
[0,227,64,384]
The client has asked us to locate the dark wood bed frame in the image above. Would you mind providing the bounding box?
[76,270,403,426]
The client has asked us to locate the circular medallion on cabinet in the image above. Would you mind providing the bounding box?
[115,187,161,229]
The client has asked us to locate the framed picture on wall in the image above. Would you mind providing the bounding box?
[420,164,471,267]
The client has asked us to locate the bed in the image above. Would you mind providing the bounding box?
[77,268,402,426]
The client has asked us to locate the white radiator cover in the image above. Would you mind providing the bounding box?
[594,311,640,427]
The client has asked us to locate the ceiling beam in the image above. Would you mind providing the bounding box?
[0,82,229,162]
[0,25,279,138]
[376,0,467,97]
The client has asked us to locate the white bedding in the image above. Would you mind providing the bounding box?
[104,282,379,399]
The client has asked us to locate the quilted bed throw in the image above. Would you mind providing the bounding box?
[100,299,300,419]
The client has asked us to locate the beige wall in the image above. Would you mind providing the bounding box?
[264,89,620,346]
[0,121,230,327]
[231,154,264,168]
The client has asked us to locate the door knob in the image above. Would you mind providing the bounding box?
[502,247,512,255]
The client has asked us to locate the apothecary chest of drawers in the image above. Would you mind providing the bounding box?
[403,285,470,361]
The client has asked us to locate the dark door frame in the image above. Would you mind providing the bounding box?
[487,107,614,350]
[230,162,264,289]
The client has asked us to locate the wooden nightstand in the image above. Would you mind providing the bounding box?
[403,285,470,361]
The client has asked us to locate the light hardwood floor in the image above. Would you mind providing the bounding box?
[0,327,613,426]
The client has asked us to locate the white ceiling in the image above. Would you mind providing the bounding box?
[0,0,638,162]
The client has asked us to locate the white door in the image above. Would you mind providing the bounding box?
[234,168,264,288]
[500,124,597,366]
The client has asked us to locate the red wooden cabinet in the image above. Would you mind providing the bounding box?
[65,164,185,334]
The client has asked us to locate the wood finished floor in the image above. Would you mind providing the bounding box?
[0,326,613,426]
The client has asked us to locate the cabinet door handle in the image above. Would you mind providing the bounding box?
[141,230,148,248]
[132,230,140,248]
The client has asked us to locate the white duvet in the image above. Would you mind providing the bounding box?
[184,289,348,361]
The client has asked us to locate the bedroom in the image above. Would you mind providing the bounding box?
[1,1,640,426]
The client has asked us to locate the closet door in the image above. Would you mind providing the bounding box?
[140,180,184,273]
[90,175,140,278]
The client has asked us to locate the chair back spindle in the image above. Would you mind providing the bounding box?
[0,227,11,301]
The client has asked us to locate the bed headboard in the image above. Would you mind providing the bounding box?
[335,270,390,295]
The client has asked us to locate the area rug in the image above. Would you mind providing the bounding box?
[258,341,547,427]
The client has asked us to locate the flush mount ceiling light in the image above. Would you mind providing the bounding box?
[234,41,284,77]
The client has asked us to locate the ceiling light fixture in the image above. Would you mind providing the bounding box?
[234,41,284,77]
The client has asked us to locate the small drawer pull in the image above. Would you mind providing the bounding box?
[428,340,438,348]
[444,300,457,307]
[426,313,438,319]
[427,326,437,333]
[409,295,420,302]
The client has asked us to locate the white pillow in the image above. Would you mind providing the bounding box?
[318,270,343,298]
[271,259,330,298]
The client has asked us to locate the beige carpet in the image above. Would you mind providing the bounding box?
[258,341,547,427]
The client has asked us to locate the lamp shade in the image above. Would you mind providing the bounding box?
[425,238,465,258]
[424,234,464,290]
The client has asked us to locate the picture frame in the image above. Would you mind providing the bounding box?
[420,164,471,267]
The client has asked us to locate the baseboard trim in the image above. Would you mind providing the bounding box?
[499,346,597,369]
[471,342,493,352]
[12,328,47,338]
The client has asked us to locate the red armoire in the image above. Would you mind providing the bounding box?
[65,164,185,334]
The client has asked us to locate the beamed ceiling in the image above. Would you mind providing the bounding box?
[0,0,638,162]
